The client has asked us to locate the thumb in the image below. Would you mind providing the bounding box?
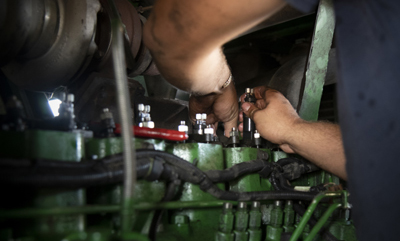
[241,102,260,120]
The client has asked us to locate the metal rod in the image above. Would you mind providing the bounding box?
[0,201,243,219]
[108,0,136,234]
[289,192,342,241]
[304,203,342,241]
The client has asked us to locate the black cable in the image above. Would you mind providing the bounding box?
[0,150,318,201]
[205,159,271,183]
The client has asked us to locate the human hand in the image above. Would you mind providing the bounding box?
[189,82,238,137]
[238,86,302,153]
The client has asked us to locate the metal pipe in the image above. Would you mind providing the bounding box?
[0,201,243,218]
[304,203,342,241]
[108,0,136,235]
[289,192,342,241]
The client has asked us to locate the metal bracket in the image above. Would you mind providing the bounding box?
[297,0,335,121]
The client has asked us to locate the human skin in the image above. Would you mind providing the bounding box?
[143,0,286,136]
[239,86,347,180]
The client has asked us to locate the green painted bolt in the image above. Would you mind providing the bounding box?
[249,202,262,241]
[283,201,295,233]
[234,202,249,241]
[266,201,284,241]
[216,203,235,241]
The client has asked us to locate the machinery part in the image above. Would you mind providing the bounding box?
[304,203,342,241]
[248,201,262,241]
[242,88,256,146]
[297,0,335,121]
[290,192,343,241]
[115,124,189,142]
[137,104,155,128]
[216,203,235,241]
[1,0,101,91]
[100,108,116,137]
[227,127,240,147]
[268,50,337,110]
[234,202,249,241]
[266,201,284,241]
[283,200,295,233]
[178,121,189,134]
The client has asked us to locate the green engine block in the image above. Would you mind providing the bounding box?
[0,130,356,241]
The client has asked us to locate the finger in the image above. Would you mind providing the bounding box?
[238,122,243,132]
[206,113,218,124]
[241,102,260,120]
[239,93,246,103]
[239,111,243,122]
[252,86,268,99]
[223,117,237,137]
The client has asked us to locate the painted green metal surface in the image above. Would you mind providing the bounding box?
[0,130,84,160]
[225,147,272,192]
[0,130,86,240]
[298,0,335,121]
[289,192,343,241]
[158,143,225,241]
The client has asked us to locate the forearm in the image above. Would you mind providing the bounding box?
[143,0,286,94]
[285,120,347,180]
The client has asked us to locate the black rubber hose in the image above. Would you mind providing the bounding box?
[0,155,154,188]
[293,202,340,241]
[205,159,271,183]
[136,150,317,201]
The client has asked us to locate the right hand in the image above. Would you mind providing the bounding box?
[238,86,302,153]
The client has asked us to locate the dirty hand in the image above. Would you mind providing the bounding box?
[239,86,301,153]
[189,82,238,137]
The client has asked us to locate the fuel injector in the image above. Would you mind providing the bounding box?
[242,88,256,146]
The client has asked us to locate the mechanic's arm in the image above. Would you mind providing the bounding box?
[239,87,347,180]
[143,0,286,135]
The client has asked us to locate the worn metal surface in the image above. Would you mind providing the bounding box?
[0,130,86,240]
[297,0,335,121]
[1,0,101,91]
[161,143,225,241]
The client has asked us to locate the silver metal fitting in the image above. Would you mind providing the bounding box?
[238,202,247,210]
[274,201,283,207]
[224,202,233,210]
[178,121,189,133]
[254,130,260,139]
[138,103,154,128]
[252,201,260,210]
[204,124,214,135]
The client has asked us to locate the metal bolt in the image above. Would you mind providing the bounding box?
[138,104,144,112]
[230,127,238,137]
[274,201,283,207]
[254,130,260,139]
[181,121,185,125]
[224,203,233,210]
[195,113,202,120]
[286,200,293,206]
[103,108,109,113]
[67,93,74,103]
[204,125,214,134]
[246,88,251,94]
[238,202,247,210]
[201,113,207,120]
[145,105,151,113]
[252,201,260,210]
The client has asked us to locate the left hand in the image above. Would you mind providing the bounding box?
[189,82,238,137]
